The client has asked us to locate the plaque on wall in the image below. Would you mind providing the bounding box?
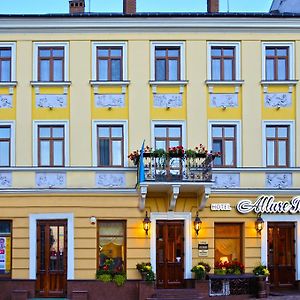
[210,94,238,108]
[36,94,67,108]
[0,95,12,108]
[264,93,292,108]
[153,94,182,108]
[95,94,125,108]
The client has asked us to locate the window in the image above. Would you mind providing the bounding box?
[266,125,289,167]
[38,125,65,167]
[0,126,11,167]
[214,223,242,265]
[155,47,180,81]
[97,47,123,81]
[0,48,12,82]
[211,47,235,81]
[265,47,289,81]
[154,125,182,150]
[97,221,126,274]
[0,220,12,277]
[97,125,124,167]
[212,125,236,167]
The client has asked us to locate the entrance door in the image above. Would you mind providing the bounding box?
[156,221,184,288]
[36,220,67,298]
[268,222,295,287]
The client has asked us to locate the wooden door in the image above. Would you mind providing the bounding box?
[36,220,67,298]
[156,221,184,288]
[268,222,295,287]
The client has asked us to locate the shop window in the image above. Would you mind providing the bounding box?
[98,221,126,274]
[0,221,12,277]
[214,223,242,264]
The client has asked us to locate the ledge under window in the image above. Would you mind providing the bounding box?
[0,81,18,94]
[261,80,298,93]
[206,80,244,93]
[30,81,72,95]
[149,80,188,94]
[90,80,130,94]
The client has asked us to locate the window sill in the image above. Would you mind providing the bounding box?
[30,81,71,94]
[90,80,130,94]
[261,80,298,93]
[206,80,244,93]
[149,80,188,93]
[0,81,18,94]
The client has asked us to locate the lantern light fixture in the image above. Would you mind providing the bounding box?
[143,211,151,235]
[255,213,264,234]
[194,211,202,236]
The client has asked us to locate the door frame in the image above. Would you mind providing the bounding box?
[29,213,74,280]
[150,212,192,279]
[261,214,299,281]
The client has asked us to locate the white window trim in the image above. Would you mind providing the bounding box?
[262,42,294,81]
[150,42,185,81]
[0,121,15,167]
[208,120,242,167]
[33,120,69,167]
[91,42,128,81]
[261,214,300,281]
[33,42,69,81]
[151,120,186,149]
[207,42,241,81]
[0,42,16,82]
[150,212,192,279]
[92,120,128,167]
[29,213,74,280]
[262,120,295,167]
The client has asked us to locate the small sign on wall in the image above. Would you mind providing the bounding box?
[210,203,232,211]
[198,241,208,257]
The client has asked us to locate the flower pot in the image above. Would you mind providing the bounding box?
[140,271,148,281]
[256,275,267,298]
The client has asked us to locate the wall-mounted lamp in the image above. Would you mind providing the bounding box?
[255,214,264,234]
[108,105,112,110]
[48,105,53,110]
[89,216,96,225]
[221,105,227,110]
[166,104,171,110]
[276,104,281,110]
[194,211,202,236]
[143,211,151,235]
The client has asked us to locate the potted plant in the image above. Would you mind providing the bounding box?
[214,260,244,275]
[191,262,211,280]
[253,264,270,298]
[136,262,155,281]
[168,145,185,158]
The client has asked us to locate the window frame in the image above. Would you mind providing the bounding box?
[262,121,294,168]
[33,42,69,82]
[0,43,16,82]
[0,121,15,167]
[262,42,294,81]
[207,42,240,81]
[208,121,241,168]
[92,42,127,81]
[0,220,12,278]
[97,220,127,274]
[33,121,69,167]
[92,120,128,167]
[150,42,185,81]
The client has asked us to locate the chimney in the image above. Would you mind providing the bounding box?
[123,0,136,14]
[69,0,85,14]
[207,0,219,13]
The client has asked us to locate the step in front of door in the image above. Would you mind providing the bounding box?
[147,288,203,300]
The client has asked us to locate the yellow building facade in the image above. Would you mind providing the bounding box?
[0,2,299,298]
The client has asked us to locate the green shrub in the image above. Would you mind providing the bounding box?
[113,274,127,286]
[97,273,112,282]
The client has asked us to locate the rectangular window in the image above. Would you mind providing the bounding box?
[0,48,12,82]
[212,125,236,167]
[155,47,180,81]
[214,223,242,265]
[97,47,123,81]
[211,47,235,81]
[38,47,64,82]
[0,125,11,167]
[97,125,124,167]
[38,125,65,167]
[265,47,289,81]
[0,220,12,277]
[154,125,182,150]
[98,221,126,274]
[266,125,289,167]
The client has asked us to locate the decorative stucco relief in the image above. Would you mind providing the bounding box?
[153,94,182,108]
[36,173,66,188]
[210,94,238,108]
[264,93,292,108]
[95,94,125,108]
[0,173,12,188]
[96,173,126,188]
[0,95,13,108]
[212,173,240,189]
[36,95,67,108]
[266,173,292,188]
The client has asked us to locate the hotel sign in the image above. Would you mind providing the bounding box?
[237,195,300,214]
[211,203,232,211]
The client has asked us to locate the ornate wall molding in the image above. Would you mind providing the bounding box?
[212,173,240,188]
[95,94,125,108]
[266,173,292,188]
[264,93,292,108]
[36,172,66,188]
[153,94,182,108]
[210,94,238,108]
[96,173,126,188]
[36,94,67,108]
[0,172,12,188]
[0,95,13,108]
